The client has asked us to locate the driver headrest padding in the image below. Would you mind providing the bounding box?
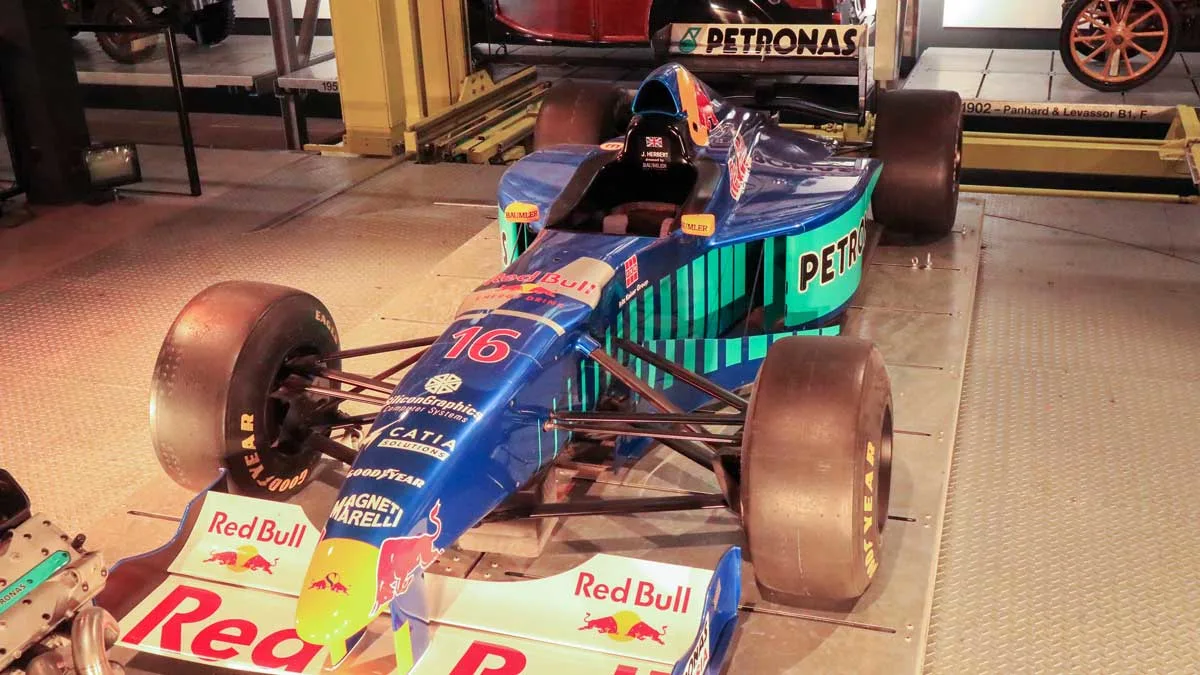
[624,114,692,171]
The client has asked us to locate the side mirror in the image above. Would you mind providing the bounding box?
[0,469,32,534]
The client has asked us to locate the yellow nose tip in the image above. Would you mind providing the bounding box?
[295,538,379,647]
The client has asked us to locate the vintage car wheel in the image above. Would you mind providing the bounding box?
[741,336,893,604]
[150,281,340,499]
[183,0,236,46]
[92,0,159,64]
[534,80,629,151]
[871,88,962,241]
[1060,0,1180,92]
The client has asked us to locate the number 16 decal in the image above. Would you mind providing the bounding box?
[445,326,521,364]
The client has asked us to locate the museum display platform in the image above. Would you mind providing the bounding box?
[4,141,1198,672]
[907,46,1200,125]
[71,33,335,93]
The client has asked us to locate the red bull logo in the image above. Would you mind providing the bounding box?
[373,500,444,613]
[307,572,350,594]
[201,545,277,574]
[579,610,668,646]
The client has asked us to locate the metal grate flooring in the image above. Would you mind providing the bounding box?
[0,151,504,546]
[924,195,1200,673]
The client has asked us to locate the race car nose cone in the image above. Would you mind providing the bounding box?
[295,537,377,650]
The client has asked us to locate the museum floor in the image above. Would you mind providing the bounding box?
[1,148,1197,673]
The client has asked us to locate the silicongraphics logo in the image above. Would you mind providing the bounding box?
[679,26,701,54]
[424,373,462,395]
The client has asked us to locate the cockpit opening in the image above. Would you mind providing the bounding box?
[550,112,707,238]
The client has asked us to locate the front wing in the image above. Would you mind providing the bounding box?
[96,487,742,675]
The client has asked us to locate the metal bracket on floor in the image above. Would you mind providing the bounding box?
[404,67,549,164]
[961,104,1200,203]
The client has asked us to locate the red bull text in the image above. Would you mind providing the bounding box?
[574,572,693,615]
[206,511,308,548]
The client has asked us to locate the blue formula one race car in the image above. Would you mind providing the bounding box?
[117,64,963,673]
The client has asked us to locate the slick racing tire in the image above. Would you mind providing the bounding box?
[150,281,340,500]
[1059,0,1180,92]
[534,80,630,151]
[92,0,159,64]
[871,88,962,241]
[741,336,893,604]
[183,0,236,46]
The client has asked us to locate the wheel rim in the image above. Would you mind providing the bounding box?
[102,8,153,53]
[1069,0,1171,84]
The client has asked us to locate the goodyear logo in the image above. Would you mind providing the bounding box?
[504,202,540,223]
[670,24,861,58]
[681,214,716,237]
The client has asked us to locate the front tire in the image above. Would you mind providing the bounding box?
[150,281,340,499]
[871,88,963,241]
[741,336,893,604]
[183,0,236,46]
[92,0,159,64]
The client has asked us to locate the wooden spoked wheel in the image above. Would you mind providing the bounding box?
[1061,0,1181,91]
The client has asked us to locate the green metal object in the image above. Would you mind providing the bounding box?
[0,550,70,617]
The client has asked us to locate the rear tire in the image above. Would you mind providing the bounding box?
[871,89,963,241]
[150,281,340,499]
[533,80,630,151]
[741,336,893,604]
[92,0,159,64]
[183,0,235,46]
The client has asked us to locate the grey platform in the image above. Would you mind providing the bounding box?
[907,47,1200,123]
[72,34,334,93]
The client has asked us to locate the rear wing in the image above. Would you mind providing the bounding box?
[97,489,742,674]
[652,22,873,78]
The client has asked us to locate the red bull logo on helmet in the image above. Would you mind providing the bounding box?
[373,500,445,614]
[201,545,278,575]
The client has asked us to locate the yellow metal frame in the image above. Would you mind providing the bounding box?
[323,0,535,159]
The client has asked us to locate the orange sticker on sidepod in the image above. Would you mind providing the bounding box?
[504,202,540,223]
[681,214,716,237]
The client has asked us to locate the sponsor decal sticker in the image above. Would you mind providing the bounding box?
[580,611,668,645]
[681,214,716,237]
[374,501,444,613]
[329,493,404,529]
[377,425,458,461]
[600,140,624,151]
[728,133,751,201]
[678,25,701,54]
[120,580,324,674]
[307,572,351,595]
[618,281,649,309]
[345,467,426,488]
[504,202,540,224]
[676,67,719,146]
[424,373,462,395]
[574,570,693,615]
[680,583,720,675]
[797,218,866,293]
[384,393,482,423]
[623,256,639,287]
[670,24,862,58]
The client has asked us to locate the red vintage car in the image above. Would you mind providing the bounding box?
[468,0,863,46]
